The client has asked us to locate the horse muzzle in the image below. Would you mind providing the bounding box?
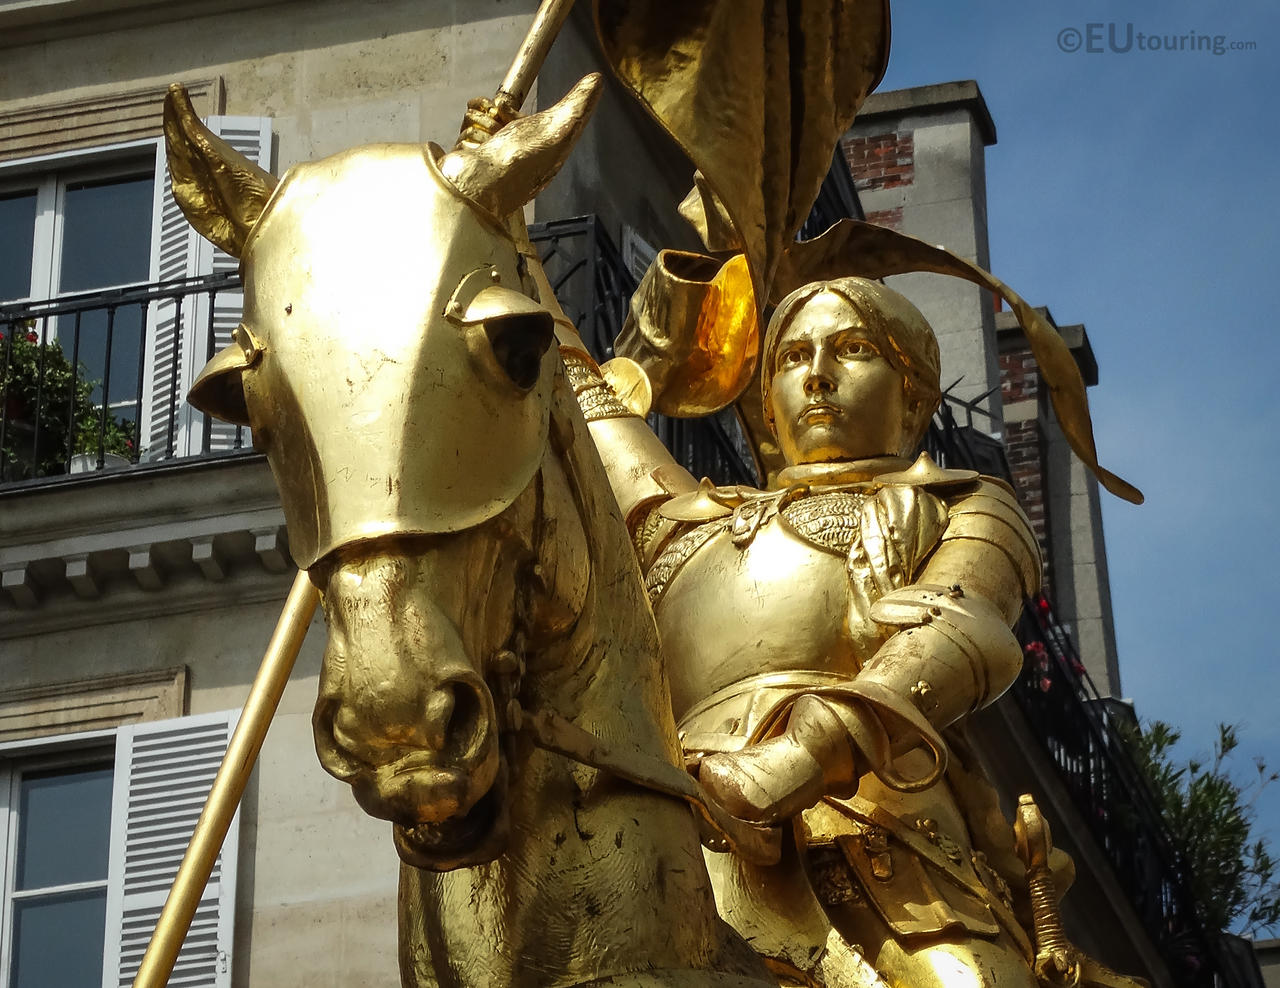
[310,550,504,836]
[314,670,499,823]
[314,671,498,819]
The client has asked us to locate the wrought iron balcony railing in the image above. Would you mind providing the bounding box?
[1,273,248,484]
[1014,587,1231,987]
[924,396,1235,988]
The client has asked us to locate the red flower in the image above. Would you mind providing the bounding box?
[24,331,38,343]
[1038,676,1053,693]
[1036,597,1051,615]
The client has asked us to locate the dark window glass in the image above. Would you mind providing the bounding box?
[59,306,146,409]
[58,172,153,293]
[15,763,113,889]
[10,888,107,988]
[0,189,38,301]
[56,170,154,410]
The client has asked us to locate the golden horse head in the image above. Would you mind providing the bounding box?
[168,75,604,866]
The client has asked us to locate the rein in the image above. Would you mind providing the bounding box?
[482,404,781,867]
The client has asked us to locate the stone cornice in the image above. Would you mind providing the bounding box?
[0,78,223,164]
[0,454,297,631]
[858,80,997,147]
[0,0,297,50]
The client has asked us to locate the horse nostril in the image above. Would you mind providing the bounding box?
[428,678,490,760]
[422,686,455,750]
[312,698,363,781]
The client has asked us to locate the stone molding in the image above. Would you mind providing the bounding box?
[0,0,297,50]
[0,78,223,164]
[0,454,296,633]
[0,666,186,742]
[858,80,997,147]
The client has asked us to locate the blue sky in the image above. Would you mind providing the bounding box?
[877,2,1280,931]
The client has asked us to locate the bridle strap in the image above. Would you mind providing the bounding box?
[519,707,781,866]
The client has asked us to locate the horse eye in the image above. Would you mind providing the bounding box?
[481,312,554,390]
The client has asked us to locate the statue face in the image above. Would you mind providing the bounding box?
[769,291,908,465]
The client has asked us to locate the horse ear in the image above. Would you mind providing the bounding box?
[163,83,279,258]
[439,73,602,219]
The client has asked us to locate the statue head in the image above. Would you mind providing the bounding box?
[761,277,941,465]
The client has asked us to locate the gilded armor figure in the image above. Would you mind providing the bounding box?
[559,276,1063,988]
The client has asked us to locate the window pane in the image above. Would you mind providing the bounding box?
[0,189,38,301]
[10,887,106,988]
[58,172,153,293]
[15,764,113,890]
[57,304,145,410]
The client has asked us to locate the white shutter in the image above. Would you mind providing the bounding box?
[143,116,273,459]
[143,138,198,460]
[102,709,241,988]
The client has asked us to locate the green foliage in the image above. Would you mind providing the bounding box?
[1,324,136,480]
[1124,719,1280,937]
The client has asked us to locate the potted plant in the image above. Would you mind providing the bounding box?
[1,323,136,481]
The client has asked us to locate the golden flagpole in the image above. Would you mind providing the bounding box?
[131,571,318,988]
[498,0,575,114]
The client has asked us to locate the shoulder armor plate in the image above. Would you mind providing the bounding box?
[943,480,1042,595]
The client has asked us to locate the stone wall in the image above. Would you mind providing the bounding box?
[997,309,1123,695]
[1,0,538,171]
[0,458,400,986]
[845,80,1002,419]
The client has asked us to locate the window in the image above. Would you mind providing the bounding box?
[0,190,38,303]
[1,114,272,465]
[2,758,114,988]
[0,154,155,423]
[0,711,238,988]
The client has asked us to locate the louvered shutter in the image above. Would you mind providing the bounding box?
[101,709,240,988]
[143,116,273,459]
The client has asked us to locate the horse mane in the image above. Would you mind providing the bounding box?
[524,368,683,766]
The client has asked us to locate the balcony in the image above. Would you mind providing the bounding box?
[1,272,249,485]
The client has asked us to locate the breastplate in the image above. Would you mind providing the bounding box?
[653,488,892,720]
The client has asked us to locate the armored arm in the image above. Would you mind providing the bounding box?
[855,478,1041,742]
[557,346,698,530]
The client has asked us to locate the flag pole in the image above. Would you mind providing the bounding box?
[132,570,318,988]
